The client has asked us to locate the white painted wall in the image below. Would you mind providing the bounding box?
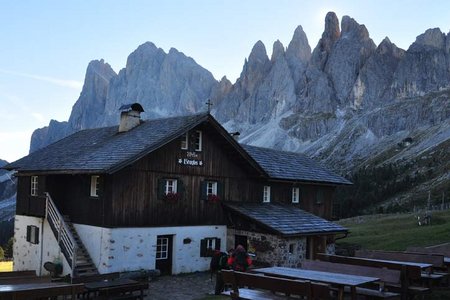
[75,224,227,274]
[13,215,71,276]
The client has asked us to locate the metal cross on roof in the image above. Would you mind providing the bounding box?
[206,99,213,113]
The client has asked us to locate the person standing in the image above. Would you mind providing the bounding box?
[227,245,252,272]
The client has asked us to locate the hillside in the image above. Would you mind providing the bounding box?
[337,210,450,252]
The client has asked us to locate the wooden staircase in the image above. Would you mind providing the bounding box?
[45,193,99,278]
[64,217,99,277]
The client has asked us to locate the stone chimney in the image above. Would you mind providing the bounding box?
[118,103,144,132]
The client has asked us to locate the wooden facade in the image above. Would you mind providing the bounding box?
[15,123,336,229]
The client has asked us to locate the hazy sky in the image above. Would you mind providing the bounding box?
[1,1,449,162]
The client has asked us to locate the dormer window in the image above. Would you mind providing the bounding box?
[90,175,100,197]
[263,186,271,203]
[180,133,188,150]
[292,187,300,204]
[30,176,38,196]
[194,130,202,151]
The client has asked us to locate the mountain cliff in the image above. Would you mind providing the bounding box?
[28,12,450,215]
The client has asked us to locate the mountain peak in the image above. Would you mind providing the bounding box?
[271,40,285,61]
[286,25,311,63]
[310,11,340,69]
[409,28,445,51]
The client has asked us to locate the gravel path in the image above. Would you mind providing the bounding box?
[146,271,216,300]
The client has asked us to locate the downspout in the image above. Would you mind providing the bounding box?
[39,216,45,276]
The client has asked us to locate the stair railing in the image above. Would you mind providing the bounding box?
[45,192,78,279]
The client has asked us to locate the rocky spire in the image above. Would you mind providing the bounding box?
[311,12,340,70]
[68,59,117,131]
[286,25,311,63]
[271,40,285,61]
[324,14,376,104]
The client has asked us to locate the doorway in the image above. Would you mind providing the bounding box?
[234,234,248,250]
[155,235,173,275]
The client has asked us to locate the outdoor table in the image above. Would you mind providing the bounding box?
[0,282,84,299]
[353,257,433,269]
[252,266,380,300]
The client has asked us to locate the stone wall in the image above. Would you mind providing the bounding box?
[227,229,307,268]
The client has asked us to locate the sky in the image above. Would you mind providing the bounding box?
[1,0,449,163]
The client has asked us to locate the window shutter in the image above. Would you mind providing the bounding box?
[217,181,224,200]
[200,238,207,257]
[177,179,184,200]
[215,238,221,250]
[157,178,165,200]
[26,226,31,243]
[34,227,39,244]
[200,181,207,201]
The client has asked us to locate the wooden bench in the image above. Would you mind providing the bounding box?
[221,269,331,299]
[302,260,400,299]
[70,271,121,283]
[0,270,36,277]
[97,282,149,300]
[0,276,52,284]
[317,254,430,300]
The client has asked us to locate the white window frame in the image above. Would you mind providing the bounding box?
[90,175,100,197]
[292,187,300,203]
[194,130,202,151]
[206,238,216,250]
[30,176,38,196]
[180,133,188,150]
[165,179,178,195]
[27,225,39,244]
[156,237,169,260]
[263,186,271,203]
[206,181,218,196]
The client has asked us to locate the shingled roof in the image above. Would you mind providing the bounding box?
[241,144,351,185]
[5,113,350,186]
[6,113,210,174]
[225,202,347,236]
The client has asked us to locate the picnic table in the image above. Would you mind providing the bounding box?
[84,277,147,299]
[0,282,84,300]
[353,257,433,270]
[252,266,380,300]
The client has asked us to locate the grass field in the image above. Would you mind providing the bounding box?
[337,210,450,251]
[0,261,13,272]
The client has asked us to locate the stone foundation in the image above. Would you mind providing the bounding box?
[227,229,307,268]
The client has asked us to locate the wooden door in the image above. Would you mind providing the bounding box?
[155,235,173,275]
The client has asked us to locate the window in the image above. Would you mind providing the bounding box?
[194,130,202,151]
[263,186,271,203]
[292,187,300,203]
[180,133,188,150]
[156,237,169,260]
[206,181,217,196]
[165,179,178,195]
[26,225,39,244]
[30,176,38,196]
[90,176,100,197]
[200,237,221,257]
[289,243,295,254]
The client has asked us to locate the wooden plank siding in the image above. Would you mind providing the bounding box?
[15,124,337,227]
